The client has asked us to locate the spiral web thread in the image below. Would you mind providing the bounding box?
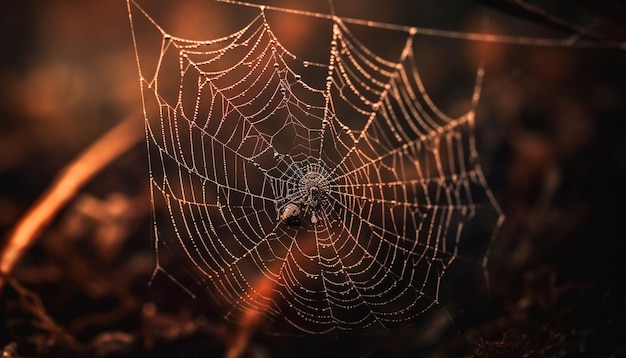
[128,0,505,334]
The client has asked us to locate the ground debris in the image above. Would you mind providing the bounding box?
[0,278,79,357]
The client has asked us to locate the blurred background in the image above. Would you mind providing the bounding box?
[1,0,625,357]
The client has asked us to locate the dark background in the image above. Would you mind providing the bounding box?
[1,0,625,356]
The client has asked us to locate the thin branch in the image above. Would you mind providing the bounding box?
[0,112,144,292]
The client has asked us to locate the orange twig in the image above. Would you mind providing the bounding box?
[226,274,277,358]
[225,232,318,358]
[0,113,144,292]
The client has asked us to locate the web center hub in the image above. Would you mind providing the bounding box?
[275,161,331,226]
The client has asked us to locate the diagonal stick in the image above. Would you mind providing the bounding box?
[0,112,144,292]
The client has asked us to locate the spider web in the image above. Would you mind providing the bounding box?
[128,0,505,334]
